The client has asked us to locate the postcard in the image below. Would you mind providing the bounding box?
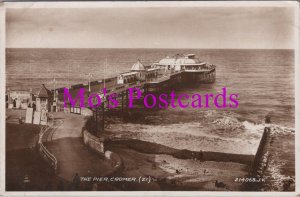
[0,1,299,196]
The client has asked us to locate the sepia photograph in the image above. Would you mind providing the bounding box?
[1,1,299,196]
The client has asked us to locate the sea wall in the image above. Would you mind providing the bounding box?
[250,127,270,176]
[82,129,105,154]
[82,107,104,154]
[82,129,123,174]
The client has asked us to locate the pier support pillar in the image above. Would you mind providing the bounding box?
[121,92,124,113]
[125,90,129,113]
[106,96,109,113]
[95,108,98,132]
[102,102,105,132]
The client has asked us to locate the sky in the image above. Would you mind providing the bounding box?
[6,6,295,49]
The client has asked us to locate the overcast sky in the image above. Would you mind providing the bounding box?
[6,7,295,49]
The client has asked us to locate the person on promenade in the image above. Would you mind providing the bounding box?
[57,180,64,191]
[92,182,98,191]
[72,173,81,190]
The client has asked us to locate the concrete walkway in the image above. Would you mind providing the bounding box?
[44,112,112,182]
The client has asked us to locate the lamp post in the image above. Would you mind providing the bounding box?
[51,78,57,112]
[7,88,10,107]
[86,73,93,93]
[67,64,70,88]
[52,78,57,101]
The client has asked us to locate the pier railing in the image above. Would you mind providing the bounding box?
[184,64,216,72]
[146,75,171,83]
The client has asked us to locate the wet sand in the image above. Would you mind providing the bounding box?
[104,121,262,155]
[106,139,254,165]
[107,143,249,191]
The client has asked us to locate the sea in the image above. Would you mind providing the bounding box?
[6,48,295,190]
[6,48,295,127]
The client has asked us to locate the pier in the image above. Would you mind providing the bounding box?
[53,55,216,134]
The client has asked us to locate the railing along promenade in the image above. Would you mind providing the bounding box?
[37,122,58,173]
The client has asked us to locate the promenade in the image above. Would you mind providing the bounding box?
[43,112,113,182]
